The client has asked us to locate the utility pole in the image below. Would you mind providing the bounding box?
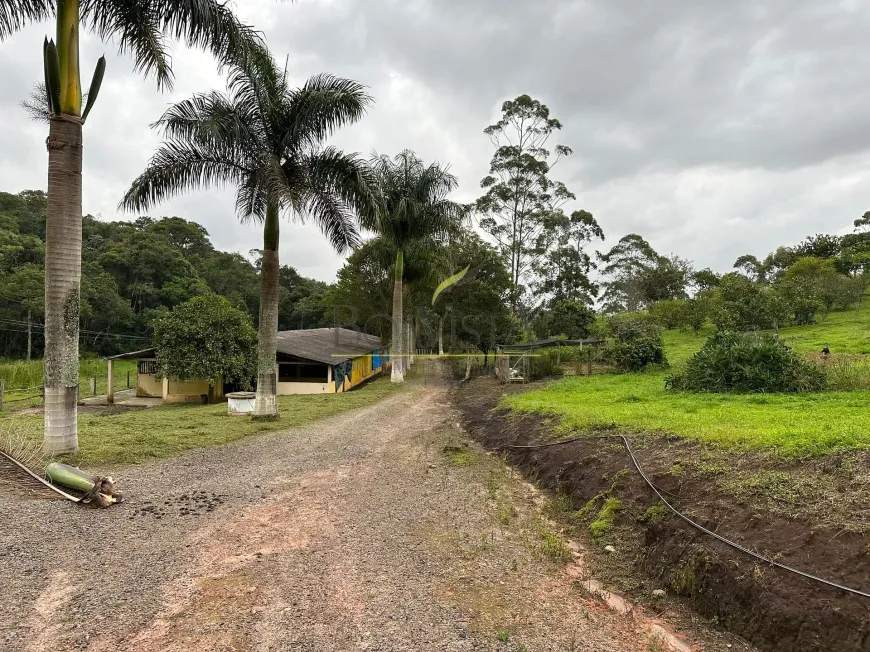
[27,310,32,362]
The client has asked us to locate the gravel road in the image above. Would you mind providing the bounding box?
[1,372,707,651]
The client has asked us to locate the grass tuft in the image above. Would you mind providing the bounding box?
[589,498,622,539]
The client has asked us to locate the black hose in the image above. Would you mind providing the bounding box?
[504,435,870,600]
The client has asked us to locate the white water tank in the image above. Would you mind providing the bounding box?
[226,391,256,416]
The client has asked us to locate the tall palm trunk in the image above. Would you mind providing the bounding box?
[391,249,404,383]
[254,202,280,417]
[44,116,83,454]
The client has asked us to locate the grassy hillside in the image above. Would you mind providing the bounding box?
[506,306,870,456]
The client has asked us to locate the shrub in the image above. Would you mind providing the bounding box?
[608,314,667,372]
[153,294,257,389]
[666,331,826,393]
[527,348,565,380]
[649,299,689,330]
[711,274,789,331]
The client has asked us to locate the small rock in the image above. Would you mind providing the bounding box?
[427,463,436,469]
[652,589,666,598]
[604,545,616,553]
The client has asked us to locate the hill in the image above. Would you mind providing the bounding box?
[0,190,330,358]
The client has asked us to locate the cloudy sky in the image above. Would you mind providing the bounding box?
[2,0,870,282]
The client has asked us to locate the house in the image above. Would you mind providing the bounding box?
[104,348,225,404]
[275,328,389,394]
[105,327,387,403]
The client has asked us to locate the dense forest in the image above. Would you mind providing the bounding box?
[0,190,330,358]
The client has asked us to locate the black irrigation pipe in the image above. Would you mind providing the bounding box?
[503,434,870,600]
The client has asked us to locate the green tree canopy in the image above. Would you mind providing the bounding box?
[153,294,256,388]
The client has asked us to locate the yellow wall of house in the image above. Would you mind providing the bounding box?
[164,377,225,404]
[342,354,381,391]
[277,381,332,395]
[137,373,163,398]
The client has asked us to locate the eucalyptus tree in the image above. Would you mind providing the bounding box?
[368,151,461,382]
[0,1,264,452]
[476,94,575,314]
[122,52,376,417]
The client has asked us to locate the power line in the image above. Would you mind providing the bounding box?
[0,318,149,341]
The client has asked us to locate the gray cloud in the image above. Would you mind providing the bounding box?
[1,0,870,283]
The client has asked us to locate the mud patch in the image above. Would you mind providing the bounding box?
[453,378,870,652]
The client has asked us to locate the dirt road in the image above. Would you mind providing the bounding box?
[1,374,729,651]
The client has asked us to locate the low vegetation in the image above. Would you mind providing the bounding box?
[589,498,623,539]
[0,358,137,409]
[666,331,826,393]
[4,376,401,466]
[609,314,667,372]
[506,306,870,456]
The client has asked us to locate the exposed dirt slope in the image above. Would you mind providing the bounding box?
[453,377,870,652]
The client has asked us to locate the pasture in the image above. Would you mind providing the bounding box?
[506,306,870,456]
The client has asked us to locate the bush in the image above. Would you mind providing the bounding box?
[711,274,790,331]
[608,314,667,372]
[649,299,689,330]
[527,348,565,380]
[666,331,826,393]
[153,294,257,388]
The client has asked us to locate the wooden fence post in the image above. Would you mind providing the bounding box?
[89,377,97,396]
[107,360,115,405]
[0,378,4,410]
[127,370,131,389]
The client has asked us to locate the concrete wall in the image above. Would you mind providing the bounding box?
[277,381,333,395]
[138,372,225,403]
[164,378,225,404]
[136,373,163,398]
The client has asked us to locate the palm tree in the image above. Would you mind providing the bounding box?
[1,1,264,453]
[368,151,461,383]
[122,52,376,418]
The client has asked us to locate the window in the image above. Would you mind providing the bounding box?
[138,360,156,375]
[279,362,328,383]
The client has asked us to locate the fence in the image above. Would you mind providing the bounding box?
[0,371,133,411]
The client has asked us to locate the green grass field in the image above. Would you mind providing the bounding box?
[0,358,137,405]
[4,375,402,467]
[506,306,870,456]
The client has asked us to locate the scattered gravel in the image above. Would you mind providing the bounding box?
[1,373,702,651]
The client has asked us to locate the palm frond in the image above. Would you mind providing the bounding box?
[148,0,266,69]
[120,139,253,212]
[81,0,266,90]
[300,146,378,234]
[154,90,262,152]
[82,0,173,88]
[20,81,51,124]
[240,157,289,223]
[281,73,372,153]
[0,0,51,39]
[300,187,360,254]
[368,149,462,249]
[0,426,80,502]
